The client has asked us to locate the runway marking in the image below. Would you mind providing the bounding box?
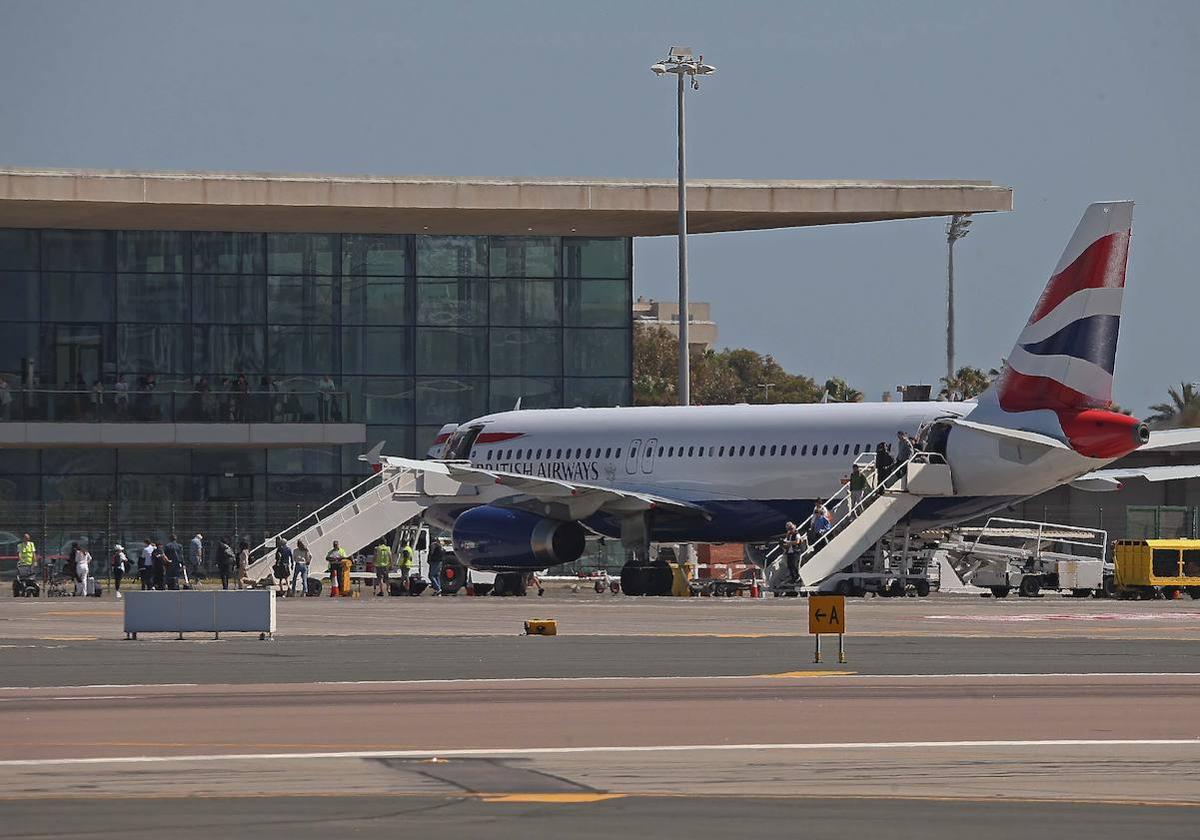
[481,793,626,804]
[925,613,1200,622]
[2,739,1198,768]
[2,672,1200,693]
[764,671,857,678]
[45,610,120,617]
[35,636,98,642]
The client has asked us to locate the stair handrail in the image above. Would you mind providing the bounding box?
[246,468,411,564]
[796,452,945,564]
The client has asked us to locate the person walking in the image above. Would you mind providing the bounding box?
[325,540,347,594]
[398,540,414,590]
[875,442,895,489]
[272,538,293,595]
[16,533,37,584]
[188,533,204,579]
[897,430,914,465]
[151,541,167,590]
[372,540,392,596]
[163,534,184,590]
[73,543,91,597]
[782,521,803,584]
[849,463,869,510]
[291,539,311,597]
[427,540,444,595]
[216,538,235,590]
[111,544,128,598]
[139,539,154,590]
[236,541,250,590]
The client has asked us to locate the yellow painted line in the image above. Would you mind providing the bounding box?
[763,670,857,678]
[481,792,626,804]
[36,636,98,642]
[45,611,120,617]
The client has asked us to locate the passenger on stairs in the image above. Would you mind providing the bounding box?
[236,541,250,590]
[782,522,803,582]
[897,430,914,464]
[874,443,894,489]
[849,464,868,510]
[810,504,832,547]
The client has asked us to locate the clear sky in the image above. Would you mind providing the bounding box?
[1,0,1196,414]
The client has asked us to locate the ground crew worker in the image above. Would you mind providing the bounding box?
[398,540,414,588]
[326,540,348,594]
[373,540,393,596]
[16,534,37,582]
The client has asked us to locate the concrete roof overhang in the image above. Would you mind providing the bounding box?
[0,167,1012,236]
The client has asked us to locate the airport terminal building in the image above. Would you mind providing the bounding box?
[0,167,1010,546]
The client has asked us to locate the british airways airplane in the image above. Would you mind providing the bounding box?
[379,202,1200,595]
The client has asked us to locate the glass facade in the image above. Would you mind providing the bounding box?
[0,228,632,508]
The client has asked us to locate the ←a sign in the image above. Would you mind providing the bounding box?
[808,594,846,635]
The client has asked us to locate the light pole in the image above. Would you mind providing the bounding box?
[945,213,972,384]
[652,47,715,406]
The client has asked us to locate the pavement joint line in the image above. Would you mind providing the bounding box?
[2,739,1199,767]
[3,672,1200,693]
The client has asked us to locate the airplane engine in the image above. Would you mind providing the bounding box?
[451,505,586,572]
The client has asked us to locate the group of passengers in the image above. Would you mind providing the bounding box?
[779,430,924,583]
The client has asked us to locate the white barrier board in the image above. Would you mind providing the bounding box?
[124,590,275,636]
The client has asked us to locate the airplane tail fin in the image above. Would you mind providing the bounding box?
[985,201,1133,414]
[357,441,386,474]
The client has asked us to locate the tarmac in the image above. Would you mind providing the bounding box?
[1,591,1198,838]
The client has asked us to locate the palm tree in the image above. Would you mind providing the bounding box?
[938,366,994,401]
[1146,383,1200,428]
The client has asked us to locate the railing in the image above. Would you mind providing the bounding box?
[796,452,947,565]
[0,388,351,423]
[966,516,1109,565]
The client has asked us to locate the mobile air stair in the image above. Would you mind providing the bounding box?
[768,452,955,595]
[245,467,425,584]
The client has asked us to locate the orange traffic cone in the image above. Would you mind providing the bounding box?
[750,580,760,599]
[329,570,339,598]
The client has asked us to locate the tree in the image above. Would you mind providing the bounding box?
[938,366,995,401]
[823,378,864,403]
[632,324,836,407]
[1146,383,1200,429]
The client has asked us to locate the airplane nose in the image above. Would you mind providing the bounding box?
[1133,422,1150,446]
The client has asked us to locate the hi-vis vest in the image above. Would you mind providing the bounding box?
[374,545,393,569]
[17,541,36,568]
[399,546,414,569]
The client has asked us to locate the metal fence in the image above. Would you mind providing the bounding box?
[1124,506,1200,540]
[0,500,328,579]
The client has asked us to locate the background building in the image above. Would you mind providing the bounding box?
[633,297,718,352]
[0,167,1009,553]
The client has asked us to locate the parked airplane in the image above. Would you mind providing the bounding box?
[377,202,1200,595]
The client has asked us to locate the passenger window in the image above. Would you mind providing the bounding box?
[738,446,746,456]
[615,448,621,459]
[769,445,777,456]
[585,448,591,458]
[575,448,582,458]
[667,446,674,457]
[555,448,563,459]
[790,445,796,456]
[718,446,725,456]
[822,445,829,456]
[801,445,807,456]
[658,446,664,457]
[486,450,493,460]
[854,444,860,455]
[605,448,612,458]
[1152,549,1181,577]
[687,446,695,457]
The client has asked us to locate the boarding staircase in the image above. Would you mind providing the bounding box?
[794,453,955,588]
[245,467,425,583]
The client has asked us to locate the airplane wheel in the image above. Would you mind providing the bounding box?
[1188,587,1200,600]
[834,580,851,596]
[439,562,466,594]
[1102,576,1117,598]
[1019,575,1041,598]
[620,564,646,597]
[914,579,931,597]
[990,586,1011,599]
[492,574,508,597]
[886,578,905,598]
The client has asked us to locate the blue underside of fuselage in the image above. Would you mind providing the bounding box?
[583,495,1025,544]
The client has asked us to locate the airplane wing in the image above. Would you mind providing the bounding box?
[1071,464,1200,492]
[1139,428,1200,452]
[379,455,709,520]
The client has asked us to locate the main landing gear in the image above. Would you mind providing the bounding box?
[619,560,674,597]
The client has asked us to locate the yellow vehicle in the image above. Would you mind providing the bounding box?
[1111,539,1200,600]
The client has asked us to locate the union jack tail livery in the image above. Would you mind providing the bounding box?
[992,201,1133,413]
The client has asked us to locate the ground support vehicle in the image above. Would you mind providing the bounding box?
[760,527,940,598]
[940,518,1108,598]
[1111,539,1200,600]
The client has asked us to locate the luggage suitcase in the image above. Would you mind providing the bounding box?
[306,578,322,597]
[406,575,429,596]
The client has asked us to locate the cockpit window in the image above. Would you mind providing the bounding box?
[442,426,483,460]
